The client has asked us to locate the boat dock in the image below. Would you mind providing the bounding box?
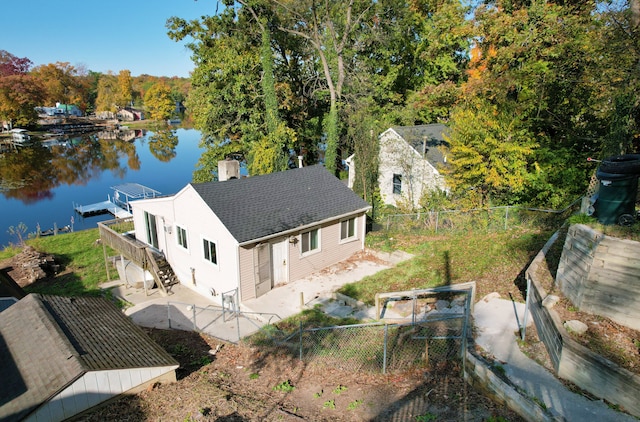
[74,183,161,218]
[74,200,133,218]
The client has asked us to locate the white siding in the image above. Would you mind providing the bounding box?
[132,185,240,303]
[27,367,177,422]
[378,129,445,209]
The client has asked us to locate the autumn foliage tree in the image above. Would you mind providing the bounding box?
[117,69,133,108]
[0,50,43,127]
[143,83,174,120]
[31,62,85,110]
[444,0,618,207]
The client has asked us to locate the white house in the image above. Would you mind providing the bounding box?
[129,164,371,304]
[0,294,178,422]
[347,124,449,209]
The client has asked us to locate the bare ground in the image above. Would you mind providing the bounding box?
[6,229,639,420]
[76,328,524,422]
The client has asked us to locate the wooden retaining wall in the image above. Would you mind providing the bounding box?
[556,224,640,330]
[526,227,640,418]
[464,351,553,422]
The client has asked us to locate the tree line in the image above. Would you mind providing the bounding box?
[167,0,640,209]
[0,50,190,127]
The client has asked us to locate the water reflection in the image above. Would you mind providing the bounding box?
[148,130,179,162]
[0,127,200,248]
[0,133,145,204]
[0,126,186,204]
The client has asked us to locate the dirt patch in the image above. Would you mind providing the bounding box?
[78,328,524,421]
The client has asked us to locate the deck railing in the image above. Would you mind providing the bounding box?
[98,218,169,296]
[98,218,146,266]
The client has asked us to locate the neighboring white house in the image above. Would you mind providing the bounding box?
[129,164,371,304]
[117,107,144,121]
[0,294,178,422]
[347,124,449,209]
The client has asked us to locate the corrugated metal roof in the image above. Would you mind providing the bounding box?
[111,182,161,199]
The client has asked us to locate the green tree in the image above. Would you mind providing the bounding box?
[169,1,469,183]
[117,69,133,108]
[144,83,174,120]
[445,99,537,206]
[447,0,609,207]
[95,72,118,113]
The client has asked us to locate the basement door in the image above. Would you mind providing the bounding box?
[254,243,272,298]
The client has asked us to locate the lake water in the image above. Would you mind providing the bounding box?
[0,128,204,248]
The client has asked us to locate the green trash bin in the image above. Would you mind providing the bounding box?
[595,168,638,225]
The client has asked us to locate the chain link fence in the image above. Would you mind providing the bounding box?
[245,288,472,374]
[165,288,281,343]
[379,203,580,235]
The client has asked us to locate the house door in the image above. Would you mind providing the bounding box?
[271,239,288,285]
[254,243,272,298]
[144,211,159,249]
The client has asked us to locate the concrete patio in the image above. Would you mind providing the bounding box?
[102,249,413,342]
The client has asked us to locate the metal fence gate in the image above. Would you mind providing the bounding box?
[250,286,473,374]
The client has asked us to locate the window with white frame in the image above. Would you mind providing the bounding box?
[203,238,217,265]
[340,217,357,241]
[392,173,402,195]
[301,228,320,254]
[176,225,188,249]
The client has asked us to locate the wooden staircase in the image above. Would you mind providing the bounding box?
[144,248,179,296]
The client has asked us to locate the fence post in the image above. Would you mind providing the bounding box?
[192,305,197,331]
[505,206,509,230]
[435,211,439,233]
[167,303,172,329]
[299,321,303,361]
[461,291,472,376]
[383,324,388,374]
[236,288,241,342]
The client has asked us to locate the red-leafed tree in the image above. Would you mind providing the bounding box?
[0,51,42,127]
[0,50,32,76]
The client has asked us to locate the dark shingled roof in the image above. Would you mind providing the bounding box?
[391,124,450,166]
[0,294,178,421]
[191,165,371,243]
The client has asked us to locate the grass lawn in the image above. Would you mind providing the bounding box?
[338,227,555,305]
[0,228,113,297]
[0,225,556,302]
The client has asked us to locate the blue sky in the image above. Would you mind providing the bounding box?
[4,0,222,77]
